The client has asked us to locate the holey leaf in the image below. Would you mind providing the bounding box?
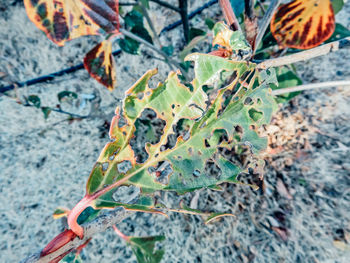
[24,0,119,46]
[85,53,277,210]
[84,40,116,90]
[271,0,335,49]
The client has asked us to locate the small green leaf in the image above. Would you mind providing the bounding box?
[128,235,165,263]
[77,206,100,225]
[189,27,206,42]
[61,253,83,263]
[41,107,52,119]
[161,45,174,56]
[119,37,140,55]
[205,212,235,224]
[132,25,153,44]
[58,91,78,102]
[270,66,302,104]
[140,0,150,9]
[326,23,350,43]
[331,0,344,14]
[205,18,215,30]
[124,10,143,28]
[28,95,41,108]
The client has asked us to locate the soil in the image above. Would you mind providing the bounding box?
[0,1,350,263]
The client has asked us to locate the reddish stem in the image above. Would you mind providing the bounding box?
[67,196,92,239]
[113,225,130,242]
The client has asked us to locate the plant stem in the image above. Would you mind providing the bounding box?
[119,2,137,6]
[149,0,181,12]
[179,0,190,43]
[244,0,254,20]
[120,28,190,80]
[20,208,132,263]
[244,0,258,50]
[113,225,130,242]
[272,80,350,96]
[257,37,350,69]
[219,0,241,31]
[254,0,280,54]
[139,3,162,48]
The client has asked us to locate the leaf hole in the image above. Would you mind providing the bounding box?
[117,160,132,174]
[153,161,172,185]
[137,92,144,100]
[193,169,201,177]
[248,108,263,122]
[112,185,140,203]
[244,97,253,105]
[102,162,109,171]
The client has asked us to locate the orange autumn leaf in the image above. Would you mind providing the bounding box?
[270,0,335,49]
[24,0,119,46]
[84,40,116,90]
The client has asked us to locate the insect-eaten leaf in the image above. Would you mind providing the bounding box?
[84,40,117,90]
[82,47,277,215]
[271,0,335,49]
[24,0,119,46]
[128,235,165,263]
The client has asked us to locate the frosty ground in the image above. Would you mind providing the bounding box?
[0,1,350,262]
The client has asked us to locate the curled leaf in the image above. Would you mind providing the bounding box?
[271,0,335,49]
[84,40,116,90]
[53,207,70,220]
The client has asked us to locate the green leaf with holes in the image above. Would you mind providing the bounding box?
[83,49,276,214]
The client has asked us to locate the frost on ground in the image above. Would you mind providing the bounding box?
[0,1,350,263]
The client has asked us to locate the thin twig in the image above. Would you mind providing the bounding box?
[149,0,181,12]
[23,104,89,119]
[244,0,258,50]
[139,3,162,47]
[20,208,133,263]
[119,2,138,6]
[120,29,190,80]
[272,80,350,96]
[254,0,280,54]
[219,0,241,31]
[257,37,350,69]
[179,0,190,43]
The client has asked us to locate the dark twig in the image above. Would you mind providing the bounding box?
[149,0,181,12]
[179,0,190,43]
[244,0,258,50]
[254,0,280,54]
